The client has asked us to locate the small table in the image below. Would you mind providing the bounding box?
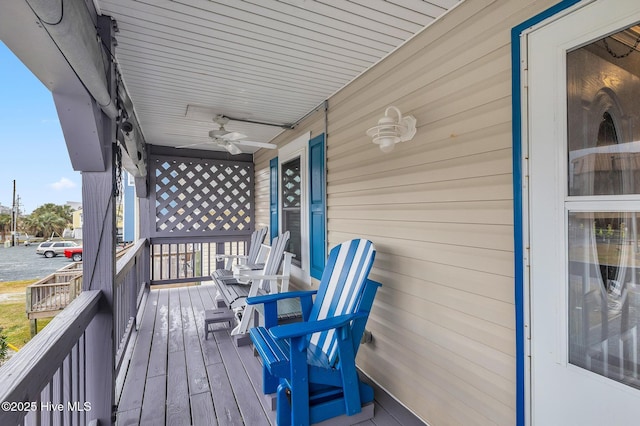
[204,308,235,339]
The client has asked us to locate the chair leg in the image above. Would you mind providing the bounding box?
[289,338,310,426]
[232,304,255,336]
[276,384,292,426]
[262,366,279,395]
[337,333,362,416]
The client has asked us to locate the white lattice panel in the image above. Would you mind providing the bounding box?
[152,156,253,236]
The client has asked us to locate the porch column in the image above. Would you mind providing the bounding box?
[81,15,118,426]
[138,144,152,290]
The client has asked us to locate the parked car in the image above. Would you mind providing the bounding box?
[36,241,79,258]
[64,247,83,262]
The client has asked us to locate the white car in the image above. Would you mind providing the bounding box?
[36,241,79,258]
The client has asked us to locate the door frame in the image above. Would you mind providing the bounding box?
[512,1,585,425]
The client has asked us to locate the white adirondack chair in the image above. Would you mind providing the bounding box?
[214,227,267,275]
[214,231,292,336]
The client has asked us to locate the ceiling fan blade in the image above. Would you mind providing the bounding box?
[175,142,210,149]
[234,140,277,149]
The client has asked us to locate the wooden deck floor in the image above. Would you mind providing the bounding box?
[116,284,424,426]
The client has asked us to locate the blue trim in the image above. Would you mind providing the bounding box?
[309,133,326,280]
[511,2,582,425]
[123,171,136,243]
[269,157,279,242]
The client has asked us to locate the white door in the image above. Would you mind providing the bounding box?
[528,1,640,424]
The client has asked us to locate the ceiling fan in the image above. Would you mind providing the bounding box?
[176,115,277,154]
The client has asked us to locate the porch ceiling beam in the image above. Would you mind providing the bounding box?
[25,0,117,119]
[53,91,109,172]
[0,0,108,171]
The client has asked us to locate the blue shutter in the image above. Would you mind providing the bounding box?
[309,134,326,279]
[269,157,279,242]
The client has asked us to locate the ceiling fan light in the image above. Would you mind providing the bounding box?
[225,142,243,155]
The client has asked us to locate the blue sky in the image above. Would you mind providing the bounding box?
[0,41,82,214]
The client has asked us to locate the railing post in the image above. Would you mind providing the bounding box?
[78,15,118,425]
[216,241,226,270]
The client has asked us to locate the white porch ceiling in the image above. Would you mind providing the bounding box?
[97,0,459,153]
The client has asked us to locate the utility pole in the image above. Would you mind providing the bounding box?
[11,180,16,247]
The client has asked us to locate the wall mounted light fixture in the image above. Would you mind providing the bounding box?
[366,106,417,153]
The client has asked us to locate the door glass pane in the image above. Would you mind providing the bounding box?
[568,212,640,388]
[281,157,301,266]
[567,23,640,388]
[567,24,640,196]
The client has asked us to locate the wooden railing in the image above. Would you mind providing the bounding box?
[0,239,149,426]
[0,291,102,426]
[0,235,248,425]
[26,268,83,319]
[26,245,136,321]
[150,234,251,285]
[114,239,148,375]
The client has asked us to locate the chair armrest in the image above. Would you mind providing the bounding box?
[234,273,287,281]
[270,312,367,340]
[247,290,317,327]
[215,254,248,261]
[246,290,317,306]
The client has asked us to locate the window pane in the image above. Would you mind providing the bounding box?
[568,211,640,388]
[281,157,301,265]
[567,26,640,196]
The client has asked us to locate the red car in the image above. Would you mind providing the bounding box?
[64,247,83,262]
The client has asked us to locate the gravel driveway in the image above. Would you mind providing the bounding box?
[0,245,73,282]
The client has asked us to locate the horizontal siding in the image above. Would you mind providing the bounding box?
[252,0,559,424]
[253,166,271,232]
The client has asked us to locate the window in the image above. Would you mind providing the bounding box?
[282,157,302,267]
[271,132,326,283]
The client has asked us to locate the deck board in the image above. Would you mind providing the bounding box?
[187,285,223,365]
[206,362,244,425]
[215,330,271,426]
[117,285,425,425]
[167,288,184,353]
[166,351,190,425]
[178,288,210,396]
[147,289,168,378]
[190,391,217,426]
[117,290,158,415]
[140,374,166,425]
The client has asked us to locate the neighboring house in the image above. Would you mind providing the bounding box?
[1,1,639,425]
[71,208,83,241]
[65,201,82,211]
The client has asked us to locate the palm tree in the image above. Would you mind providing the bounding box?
[22,214,41,237]
[32,203,73,223]
[38,212,68,238]
[22,204,74,238]
[0,214,11,242]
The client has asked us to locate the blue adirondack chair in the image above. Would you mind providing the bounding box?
[248,239,380,425]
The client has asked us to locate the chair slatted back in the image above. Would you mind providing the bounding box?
[308,239,376,365]
[257,231,290,292]
[247,227,268,265]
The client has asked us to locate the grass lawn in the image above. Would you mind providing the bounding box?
[0,279,51,349]
[0,279,36,294]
